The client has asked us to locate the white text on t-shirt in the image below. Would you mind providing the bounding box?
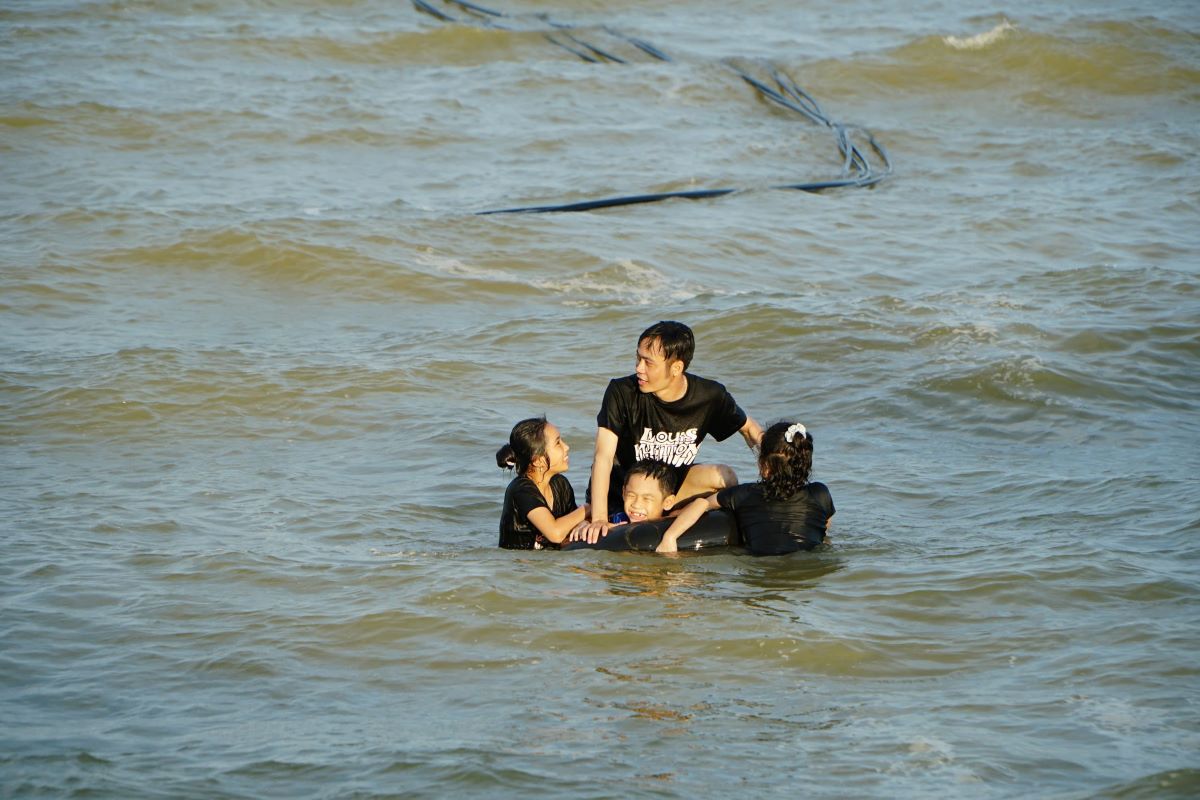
[635,427,699,467]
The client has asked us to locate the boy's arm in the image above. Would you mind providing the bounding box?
[739,416,764,450]
[655,494,720,553]
[569,427,619,543]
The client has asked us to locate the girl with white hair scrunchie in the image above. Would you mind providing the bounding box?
[656,421,834,555]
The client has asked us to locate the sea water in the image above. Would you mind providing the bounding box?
[2,0,1198,797]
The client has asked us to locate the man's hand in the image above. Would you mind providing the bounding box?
[567,520,589,542]
[569,519,611,544]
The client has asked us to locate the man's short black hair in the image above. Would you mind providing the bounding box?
[638,321,694,370]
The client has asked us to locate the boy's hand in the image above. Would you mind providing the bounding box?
[655,535,678,554]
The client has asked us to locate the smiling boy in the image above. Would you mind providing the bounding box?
[578,321,763,542]
[611,460,678,524]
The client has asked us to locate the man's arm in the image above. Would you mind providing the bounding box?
[740,416,764,450]
[588,427,618,523]
[568,427,619,543]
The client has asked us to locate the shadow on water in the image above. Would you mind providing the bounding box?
[712,549,848,623]
[728,549,846,600]
[564,546,845,611]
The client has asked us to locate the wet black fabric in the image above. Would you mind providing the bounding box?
[717,481,834,555]
[592,373,746,509]
[498,474,577,550]
[597,374,747,469]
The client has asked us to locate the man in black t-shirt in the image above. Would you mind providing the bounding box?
[577,321,763,542]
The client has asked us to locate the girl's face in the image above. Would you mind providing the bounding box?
[540,423,570,475]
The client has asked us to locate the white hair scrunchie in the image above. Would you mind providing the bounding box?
[784,422,807,443]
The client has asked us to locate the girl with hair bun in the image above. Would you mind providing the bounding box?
[655,421,834,555]
[496,417,590,549]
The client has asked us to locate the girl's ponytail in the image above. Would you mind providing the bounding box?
[758,421,813,501]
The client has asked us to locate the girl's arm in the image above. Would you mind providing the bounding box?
[655,494,720,553]
[526,503,590,544]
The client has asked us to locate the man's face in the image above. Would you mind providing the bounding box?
[635,337,681,395]
[622,473,673,523]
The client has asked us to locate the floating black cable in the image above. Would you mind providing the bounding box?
[543,32,600,64]
[477,188,740,215]
[411,0,891,213]
[445,0,503,19]
[605,27,672,62]
[412,0,454,23]
[562,31,626,64]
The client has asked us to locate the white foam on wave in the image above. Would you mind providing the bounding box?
[413,247,518,283]
[539,258,710,306]
[943,20,1016,51]
[412,251,729,305]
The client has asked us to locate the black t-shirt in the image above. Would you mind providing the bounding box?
[498,474,577,550]
[597,373,747,471]
[717,481,835,555]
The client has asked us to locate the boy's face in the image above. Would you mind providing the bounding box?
[622,473,674,523]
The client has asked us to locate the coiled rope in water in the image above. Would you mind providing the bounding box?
[413,0,892,214]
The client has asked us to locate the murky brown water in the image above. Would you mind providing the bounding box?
[2,1,1198,796]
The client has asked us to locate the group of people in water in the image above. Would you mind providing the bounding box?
[495,321,835,556]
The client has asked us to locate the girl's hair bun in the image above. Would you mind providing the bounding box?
[495,443,517,470]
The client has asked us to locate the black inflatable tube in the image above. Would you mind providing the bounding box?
[562,509,740,552]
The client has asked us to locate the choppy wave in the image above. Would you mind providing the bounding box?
[0,345,413,442]
[222,26,553,67]
[943,21,1017,51]
[808,18,1200,102]
[1088,768,1200,799]
[81,227,550,302]
[546,258,719,306]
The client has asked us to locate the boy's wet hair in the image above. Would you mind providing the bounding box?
[623,459,676,497]
[496,416,549,475]
[639,321,694,370]
[759,421,814,501]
